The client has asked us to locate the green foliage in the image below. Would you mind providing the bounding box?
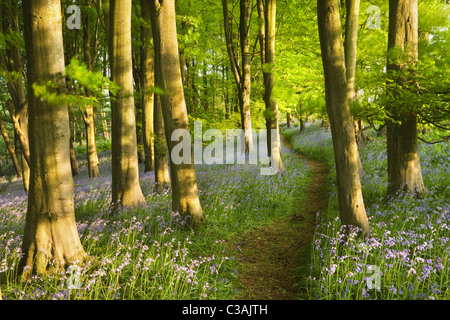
[32,58,118,111]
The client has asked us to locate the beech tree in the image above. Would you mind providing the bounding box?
[385,0,425,198]
[317,0,370,236]
[344,0,360,104]
[82,0,100,178]
[110,0,146,209]
[150,0,205,228]
[19,0,88,279]
[222,0,254,152]
[153,94,171,191]
[262,0,284,172]
[140,0,155,173]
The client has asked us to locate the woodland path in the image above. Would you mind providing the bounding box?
[231,137,329,300]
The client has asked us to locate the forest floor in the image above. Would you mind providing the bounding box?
[231,137,329,300]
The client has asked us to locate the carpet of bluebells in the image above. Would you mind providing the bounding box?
[0,139,310,300]
[284,124,450,300]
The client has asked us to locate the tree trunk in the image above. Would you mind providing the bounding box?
[317,0,370,236]
[19,0,88,279]
[344,0,360,103]
[222,0,254,153]
[263,0,284,173]
[83,105,100,178]
[151,16,171,191]
[109,0,146,209]
[239,0,254,153]
[0,116,22,178]
[153,94,171,192]
[150,0,205,229]
[68,104,79,176]
[140,0,155,173]
[82,0,100,178]
[386,0,424,198]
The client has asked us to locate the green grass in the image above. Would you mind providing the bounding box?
[283,123,450,300]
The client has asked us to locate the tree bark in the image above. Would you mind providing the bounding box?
[317,0,370,236]
[153,94,171,192]
[82,0,100,179]
[0,116,22,178]
[263,0,284,172]
[222,0,254,153]
[344,0,360,103]
[68,104,79,176]
[19,0,88,279]
[386,0,425,197]
[110,0,146,209]
[150,0,205,229]
[1,0,30,191]
[140,0,155,173]
[386,0,424,198]
[239,0,254,153]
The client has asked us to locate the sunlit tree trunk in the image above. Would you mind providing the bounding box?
[0,116,22,178]
[222,0,254,153]
[239,0,254,153]
[344,0,360,103]
[151,20,171,192]
[386,0,424,198]
[153,94,171,191]
[82,0,100,178]
[343,0,367,145]
[140,0,155,173]
[68,104,79,176]
[317,0,370,236]
[150,0,205,228]
[19,0,88,280]
[110,0,146,209]
[263,0,284,172]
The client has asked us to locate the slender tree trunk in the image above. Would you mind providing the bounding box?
[317,0,370,236]
[68,104,79,176]
[150,0,205,229]
[153,94,171,191]
[263,0,284,172]
[386,0,424,198]
[1,0,30,191]
[0,116,22,177]
[344,0,360,103]
[343,0,366,145]
[19,0,88,280]
[240,0,254,153]
[82,0,100,178]
[222,0,254,153]
[140,0,155,173]
[148,0,170,188]
[110,0,146,209]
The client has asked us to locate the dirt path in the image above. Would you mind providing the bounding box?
[232,138,329,300]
